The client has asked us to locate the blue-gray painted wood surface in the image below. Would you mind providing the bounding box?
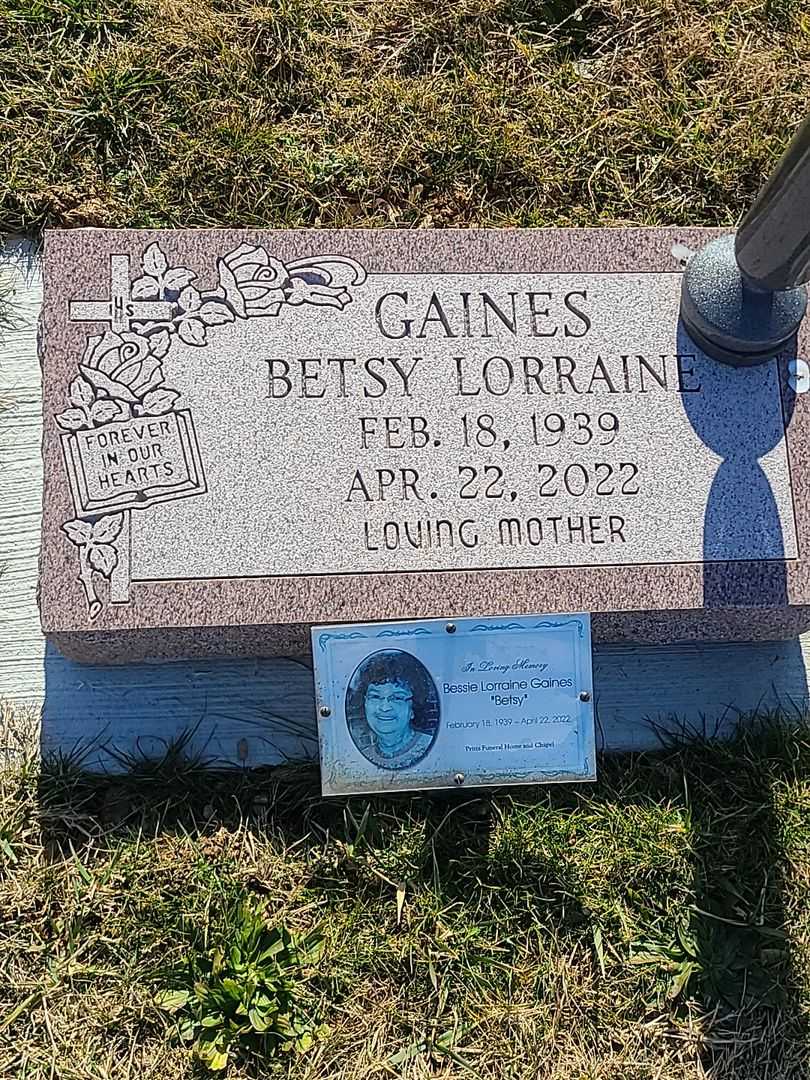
[1,237,808,772]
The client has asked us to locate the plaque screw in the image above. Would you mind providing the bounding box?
[446,623,457,634]
[579,691,591,702]
[319,705,331,718]
[454,772,465,786]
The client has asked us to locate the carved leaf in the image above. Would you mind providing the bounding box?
[164,267,196,292]
[69,376,94,409]
[63,519,92,546]
[89,543,118,577]
[149,329,171,359]
[131,275,160,301]
[178,318,206,346]
[141,388,180,415]
[143,242,168,279]
[178,285,201,313]
[91,513,124,544]
[199,300,235,326]
[81,332,104,367]
[55,408,88,431]
[90,399,123,425]
[217,257,246,318]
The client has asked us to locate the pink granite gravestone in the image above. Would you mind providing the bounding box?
[39,228,810,662]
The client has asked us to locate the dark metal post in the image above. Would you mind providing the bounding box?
[736,115,810,291]
[680,116,810,366]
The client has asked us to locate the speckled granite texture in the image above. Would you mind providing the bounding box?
[40,227,810,662]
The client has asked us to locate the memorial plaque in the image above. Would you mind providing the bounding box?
[312,613,596,795]
[39,229,810,661]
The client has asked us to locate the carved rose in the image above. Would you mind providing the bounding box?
[79,331,164,403]
[62,241,367,620]
[217,244,286,318]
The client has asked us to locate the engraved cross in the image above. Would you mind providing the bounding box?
[69,254,174,333]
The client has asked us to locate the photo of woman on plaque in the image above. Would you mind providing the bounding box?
[345,650,440,771]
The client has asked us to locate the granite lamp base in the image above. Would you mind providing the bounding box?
[680,235,807,367]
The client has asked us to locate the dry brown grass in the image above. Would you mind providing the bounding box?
[0,712,808,1077]
[2,1,810,1074]
[0,0,808,232]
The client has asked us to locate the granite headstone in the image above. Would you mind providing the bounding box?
[39,228,810,661]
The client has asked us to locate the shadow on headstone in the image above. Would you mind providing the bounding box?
[677,321,807,707]
[677,322,798,609]
[679,322,808,1076]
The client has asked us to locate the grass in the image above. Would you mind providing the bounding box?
[0,712,808,1077]
[2,0,810,1074]
[0,0,808,233]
